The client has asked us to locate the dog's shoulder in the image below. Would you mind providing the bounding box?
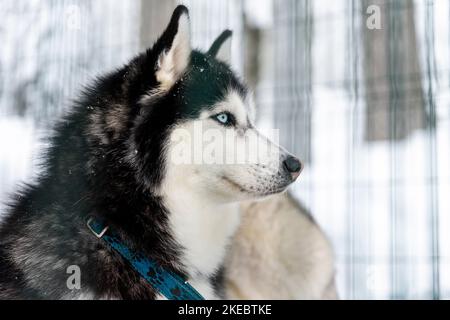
[0,242,37,299]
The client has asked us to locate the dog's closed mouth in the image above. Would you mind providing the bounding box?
[221,175,249,194]
[221,175,287,197]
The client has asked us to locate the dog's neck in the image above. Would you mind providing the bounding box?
[162,184,241,278]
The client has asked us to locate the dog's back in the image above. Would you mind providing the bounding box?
[225,192,338,300]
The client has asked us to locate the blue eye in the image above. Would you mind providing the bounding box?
[212,112,236,126]
[211,112,236,127]
[216,113,229,124]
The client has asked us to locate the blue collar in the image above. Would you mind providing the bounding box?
[86,217,205,300]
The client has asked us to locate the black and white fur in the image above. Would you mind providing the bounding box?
[0,6,302,299]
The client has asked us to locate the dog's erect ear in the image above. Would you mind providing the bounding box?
[154,5,191,90]
[207,30,233,62]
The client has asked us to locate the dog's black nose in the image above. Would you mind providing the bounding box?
[283,156,303,180]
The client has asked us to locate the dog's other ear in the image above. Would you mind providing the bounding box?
[154,5,191,90]
[207,30,233,63]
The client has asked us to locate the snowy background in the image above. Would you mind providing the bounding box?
[1,0,449,299]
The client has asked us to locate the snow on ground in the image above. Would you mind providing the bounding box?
[0,117,42,216]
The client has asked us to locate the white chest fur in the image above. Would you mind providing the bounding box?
[167,195,240,276]
[165,189,240,288]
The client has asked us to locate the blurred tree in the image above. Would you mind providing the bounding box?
[362,0,426,141]
[140,0,176,50]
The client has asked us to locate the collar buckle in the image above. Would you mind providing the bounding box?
[87,217,109,238]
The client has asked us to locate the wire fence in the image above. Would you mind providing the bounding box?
[0,0,449,299]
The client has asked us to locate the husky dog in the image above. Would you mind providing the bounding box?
[0,6,303,299]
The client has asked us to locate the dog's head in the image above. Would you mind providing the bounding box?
[91,6,302,204]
